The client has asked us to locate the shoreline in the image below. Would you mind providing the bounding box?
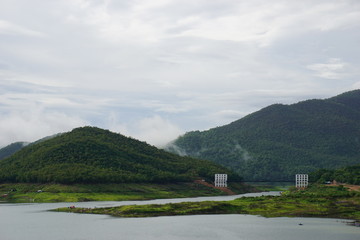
[52,185,360,223]
[0,182,258,203]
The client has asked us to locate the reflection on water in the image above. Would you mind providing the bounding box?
[1,192,359,240]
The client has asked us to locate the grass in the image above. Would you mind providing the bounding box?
[54,184,360,222]
[245,182,293,191]
[0,182,253,203]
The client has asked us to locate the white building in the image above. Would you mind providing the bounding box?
[295,174,308,188]
[214,174,228,187]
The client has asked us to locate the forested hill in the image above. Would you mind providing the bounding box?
[0,142,29,160]
[0,127,240,184]
[166,89,360,181]
[0,134,60,161]
[310,164,360,185]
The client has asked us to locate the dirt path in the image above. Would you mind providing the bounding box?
[345,184,360,191]
[194,180,236,195]
[328,183,360,191]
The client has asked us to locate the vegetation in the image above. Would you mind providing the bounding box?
[0,182,254,203]
[310,164,360,185]
[0,127,241,184]
[0,134,60,160]
[55,184,360,222]
[166,90,360,181]
[245,182,293,191]
[0,142,28,160]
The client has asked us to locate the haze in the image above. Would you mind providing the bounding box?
[0,0,359,147]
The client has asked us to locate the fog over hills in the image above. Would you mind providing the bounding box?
[0,142,29,160]
[166,90,360,181]
[0,127,239,184]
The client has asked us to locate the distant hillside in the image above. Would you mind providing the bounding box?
[0,127,240,184]
[166,90,360,181]
[0,134,61,161]
[0,142,29,160]
[310,164,360,185]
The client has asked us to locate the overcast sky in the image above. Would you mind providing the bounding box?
[1,0,360,147]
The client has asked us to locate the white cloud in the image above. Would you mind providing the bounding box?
[60,0,360,46]
[103,114,183,147]
[352,81,360,89]
[307,58,348,79]
[212,109,246,122]
[0,107,88,147]
[0,70,71,89]
[175,0,360,46]
[64,0,169,43]
[0,19,45,37]
[134,115,183,147]
[0,0,359,147]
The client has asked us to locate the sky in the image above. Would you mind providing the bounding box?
[1,0,360,147]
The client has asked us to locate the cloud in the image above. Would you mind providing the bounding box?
[0,106,88,147]
[64,0,169,43]
[352,82,360,89]
[211,110,247,125]
[60,0,360,47]
[134,115,183,147]
[307,58,348,79]
[0,20,45,37]
[0,0,359,147]
[174,0,360,46]
[106,114,183,147]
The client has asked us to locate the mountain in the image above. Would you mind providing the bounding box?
[310,164,360,185]
[166,90,360,181]
[0,134,61,161]
[0,142,29,160]
[0,127,240,184]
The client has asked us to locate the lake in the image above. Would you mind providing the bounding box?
[1,192,359,240]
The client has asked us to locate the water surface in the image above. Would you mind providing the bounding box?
[1,192,358,240]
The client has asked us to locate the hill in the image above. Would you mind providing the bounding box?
[0,142,29,160]
[0,127,240,184]
[311,164,360,185]
[0,134,61,161]
[166,90,360,181]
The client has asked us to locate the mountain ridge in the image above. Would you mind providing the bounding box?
[0,126,240,184]
[166,89,360,181]
[0,142,29,160]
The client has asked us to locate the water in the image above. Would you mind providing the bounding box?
[1,192,359,240]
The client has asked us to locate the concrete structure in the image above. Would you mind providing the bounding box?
[214,174,228,187]
[295,174,308,188]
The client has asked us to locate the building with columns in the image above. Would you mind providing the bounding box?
[295,174,308,188]
[214,174,228,187]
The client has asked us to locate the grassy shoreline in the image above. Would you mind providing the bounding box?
[53,185,360,222]
[0,182,255,203]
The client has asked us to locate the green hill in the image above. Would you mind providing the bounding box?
[310,164,360,185]
[0,134,61,161]
[166,90,360,181]
[0,142,29,160]
[0,127,240,184]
